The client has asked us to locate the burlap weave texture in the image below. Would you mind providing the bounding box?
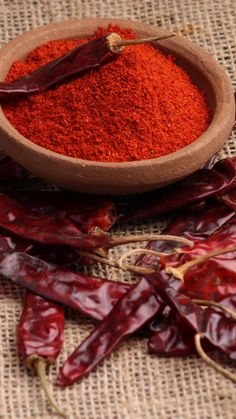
[0,1,236,418]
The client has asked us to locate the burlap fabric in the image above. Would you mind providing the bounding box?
[0,1,235,418]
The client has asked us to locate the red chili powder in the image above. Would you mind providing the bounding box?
[3,25,210,162]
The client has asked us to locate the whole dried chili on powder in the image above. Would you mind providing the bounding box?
[3,25,210,162]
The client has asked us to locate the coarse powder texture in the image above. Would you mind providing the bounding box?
[3,25,210,162]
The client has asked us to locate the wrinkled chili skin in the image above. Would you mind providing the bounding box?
[148,320,195,356]
[120,158,236,223]
[213,157,236,193]
[18,293,64,362]
[217,187,236,210]
[0,252,130,320]
[13,191,116,233]
[0,36,117,99]
[0,231,65,365]
[136,201,235,269]
[201,295,236,360]
[0,193,112,250]
[157,223,236,300]
[147,273,202,356]
[56,277,162,386]
[161,222,236,266]
[153,274,201,332]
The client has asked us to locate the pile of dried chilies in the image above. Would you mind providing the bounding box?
[0,155,236,416]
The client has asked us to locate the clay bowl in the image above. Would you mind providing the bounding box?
[0,18,235,195]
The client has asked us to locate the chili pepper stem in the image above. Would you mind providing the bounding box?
[111,234,194,248]
[107,32,175,52]
[193,299,236,321]
[195,333,236,383]
[116,34,175,46]
[81,236,193,275]
[166,245,236,281]
[79,250,154,275]
[33,358,68,418]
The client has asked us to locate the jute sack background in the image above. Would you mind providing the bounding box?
[0,1,235,418]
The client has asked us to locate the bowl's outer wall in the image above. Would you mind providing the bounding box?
[0,18,235,194]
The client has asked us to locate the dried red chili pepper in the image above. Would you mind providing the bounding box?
[0,252,130,320]
[0,193,112,249]
[14,191,116,233]
[0,193,191,254]
[0,33,172,100]
[213,157,236,193]
[56,277,163,386]
[162,220,236,264]
[0,231,67,414]
[162,245,236,382]
[148,306,195,356]
[18,293,64,365]
[152,273,201,332]
[120,158,236,222]
[136,201,235,270]
[183,258,236,302]
[147,277,199,356]
[155,217,236,301]
[0,35,120,100]
[18,292,66,416]
[199,295,236,360]
[148,268,236,370]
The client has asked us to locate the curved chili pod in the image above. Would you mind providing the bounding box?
[120,158,236,223]
[57,277,162,386]
[0,193,112,250]
[136,201,235,269]
[0,252,130,320]
[13,191,116,233]
[0,35,118,100]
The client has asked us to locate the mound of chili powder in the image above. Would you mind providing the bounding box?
[3,25,210,162]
